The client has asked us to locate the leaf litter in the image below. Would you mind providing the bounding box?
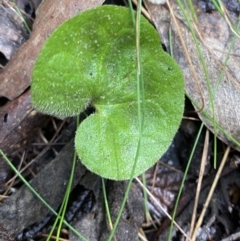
[145,0,240,240]
[1,0,240,241]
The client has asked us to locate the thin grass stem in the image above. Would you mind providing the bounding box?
[0,144,88,241]
[107,0,146,239]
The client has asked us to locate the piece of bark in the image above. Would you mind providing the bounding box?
[0,222,15,241]
[0,90,48,191]
[70,181,144,241]
[0,0,29,63]
[0,139,87,238]
[0,90,48,155]
[15,0,42,20]
[0,159,9,192]
[0,0,104,100]
[100,181,144,241]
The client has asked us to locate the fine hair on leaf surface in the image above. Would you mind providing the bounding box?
[31,5,185,180]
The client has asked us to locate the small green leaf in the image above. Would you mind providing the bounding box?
[31,5,184,180]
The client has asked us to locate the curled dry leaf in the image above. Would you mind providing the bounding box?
[143,164,183,218]
[146,0,240,151]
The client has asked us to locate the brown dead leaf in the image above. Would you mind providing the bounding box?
[0,222,15,241]
[15,0,42,19]
[0,0,29,62]
[143,164,183,218]
[0,158,9,192]
[0,139,87,238]
[78,181,144,241]
[0,0,104,100]
[0,90,47,156]
[145,0,240,151]
[0,90,48,191]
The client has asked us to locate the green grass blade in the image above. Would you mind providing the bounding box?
[0,148,89,241]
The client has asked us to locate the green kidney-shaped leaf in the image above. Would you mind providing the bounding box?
[31,5,184,180]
